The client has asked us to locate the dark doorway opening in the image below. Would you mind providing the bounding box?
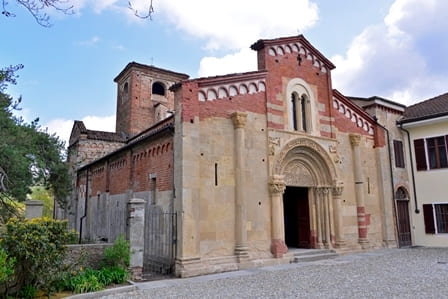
[397,200,412,247]
[395,187,412,247]
[283,187,311,248]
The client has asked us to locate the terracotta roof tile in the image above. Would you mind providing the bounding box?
[400,92,448,123]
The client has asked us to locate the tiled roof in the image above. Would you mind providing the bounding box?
[85,129,126,143]
[400,92,448,124]
[69,120,126,147]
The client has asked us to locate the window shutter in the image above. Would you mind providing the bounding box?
[423,204,435,234]
[393,140,405,168]
[414,139,427,171]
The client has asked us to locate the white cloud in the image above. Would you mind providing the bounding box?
[198,48,256,77]
[331,0,448,105]
[167,0,318,77]
[75,36,101,46]
[70,0,119,14]
[155,0,318,51]
[44,115,115,147]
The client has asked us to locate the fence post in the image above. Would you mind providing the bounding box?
[25,200,43,219]
[127,198,146,280]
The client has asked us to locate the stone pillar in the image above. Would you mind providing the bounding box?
[231,112,249,261]
[314,188,324,248]
[309,189,318,247]
[349,134,369,246]
[316,188,331,248]
[323,188,331,248]
[332,184,345,247]
[127,198,146,280]
[269,175,288,258]
[25,200,43,219]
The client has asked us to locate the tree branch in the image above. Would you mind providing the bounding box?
[2,0,74,27]
[0,166,8,193]
[128,0,154,20]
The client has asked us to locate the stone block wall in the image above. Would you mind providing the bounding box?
[65,244,112,269]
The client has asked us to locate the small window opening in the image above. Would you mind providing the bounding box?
[151,177,156,205]
[291,93,298,131]
[301,95,307,131]
[122,82,129,103]
[152,82,165,96]
[215,163,218,186]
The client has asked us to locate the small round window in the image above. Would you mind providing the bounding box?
[152,82,165,96]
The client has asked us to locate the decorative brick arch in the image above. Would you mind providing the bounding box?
[274,137,337,187]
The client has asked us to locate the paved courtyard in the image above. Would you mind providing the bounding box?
[100,247,448,298]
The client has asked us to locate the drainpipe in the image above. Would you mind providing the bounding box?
[399,124,420,214]
[79,170,89,244]
[373,117,400,244]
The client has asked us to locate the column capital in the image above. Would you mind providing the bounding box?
[269,175,286,194]
[316,187,330,196]
[231,112,248,129]
[349,134,361,147]
[332,181,344,197]
[332,186,344,197]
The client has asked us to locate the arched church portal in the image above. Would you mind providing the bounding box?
[270,138,342,255]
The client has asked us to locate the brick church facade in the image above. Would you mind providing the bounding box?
[61,35,413,277]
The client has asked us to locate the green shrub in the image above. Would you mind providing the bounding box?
[2,217,78,294]
[17,284,36,299]
[103,234,130,268]
[97,266,128,285]
[71,270,104,294]
[0,248,15,284]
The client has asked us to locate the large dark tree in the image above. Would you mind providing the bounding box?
[1,0,154,27]
[0,65,70,222]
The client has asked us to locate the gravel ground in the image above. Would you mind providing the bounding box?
[99,247,448,298]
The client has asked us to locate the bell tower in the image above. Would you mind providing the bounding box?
[114,62,189,137]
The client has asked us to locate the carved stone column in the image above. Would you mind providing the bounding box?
[349,134,369,246]
[314,188,324,248]
[316,187,331,248]
[269,175,288,258]
[332,184,345,247]
[323,187,331,248]
[231,112,249,261]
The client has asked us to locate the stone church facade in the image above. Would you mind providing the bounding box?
[62,35,413,277]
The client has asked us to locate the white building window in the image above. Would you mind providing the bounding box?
[423,203,448,234]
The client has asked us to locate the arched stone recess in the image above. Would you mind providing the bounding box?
[269,137,344,257]
[285,78,318,134]
[274,137,337,186]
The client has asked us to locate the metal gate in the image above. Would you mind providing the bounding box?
[143,207,177,274]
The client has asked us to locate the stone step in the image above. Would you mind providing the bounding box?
[292,249,338,263]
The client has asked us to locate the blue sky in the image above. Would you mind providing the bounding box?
[2,0,447,145]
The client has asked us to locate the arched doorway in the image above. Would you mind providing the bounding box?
[272,138,340,251]
[395,187,412,247]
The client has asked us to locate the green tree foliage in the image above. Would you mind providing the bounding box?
[0,248,15,285]
[103,234,130,269]
[30,186,54,218]
[0,65,71,222]
[2,217,77,295]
